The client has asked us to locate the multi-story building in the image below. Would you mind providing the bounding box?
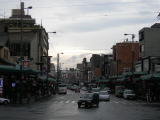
[0,2,50,74]
[90,54,101,78]
[111,41,139,76]
[139,23,160,58]
[101,54,113,78]
[139,23,160,74]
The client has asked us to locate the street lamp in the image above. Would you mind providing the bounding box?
[157,13,160,20]
[20,2,32,59]
[57,53,63,92]
[124,33,135,74]
[19,2,32,104]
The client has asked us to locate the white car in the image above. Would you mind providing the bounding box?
[92,88,100,94]
[0,97,10,105]
[123,89,136,100]
[99,91,110,101]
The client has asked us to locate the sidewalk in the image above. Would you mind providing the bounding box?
[10,94,54,106]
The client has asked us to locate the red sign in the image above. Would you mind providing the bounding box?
[22,60,30,69]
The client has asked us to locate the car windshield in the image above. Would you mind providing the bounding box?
[82,94,93,99]
[99,92,108,95]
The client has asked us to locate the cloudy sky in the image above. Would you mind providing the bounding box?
[0,0,160,70]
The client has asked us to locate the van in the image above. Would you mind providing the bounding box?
[115,86,125,97]
[58,84,67,94]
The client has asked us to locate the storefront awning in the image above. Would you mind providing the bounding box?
[141,73,160,81]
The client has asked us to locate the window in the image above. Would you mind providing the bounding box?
[139,31,144,41]
[10,44,30,56]
[140,44,144,52]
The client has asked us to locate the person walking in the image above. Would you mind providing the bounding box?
[27,93,31,104]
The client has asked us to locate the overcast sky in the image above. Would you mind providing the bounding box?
[0,0,160,70]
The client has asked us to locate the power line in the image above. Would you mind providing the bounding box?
[34,1,160,8]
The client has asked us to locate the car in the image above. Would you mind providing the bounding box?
[115,86,125,97]
[0,97,10,105]
[81,86,87,91]
[71,85,77,91]
[99,91,110,101]
[91,88,100,94]
[75,87,80,93]
[58,84,67,94]
[123,89,136,100]
[103,87,112,94]
[77,93,99,108]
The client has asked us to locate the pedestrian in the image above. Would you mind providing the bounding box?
[27,93,31,104]
[146,93,149,102]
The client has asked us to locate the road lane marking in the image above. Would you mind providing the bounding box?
[65,100,70,103]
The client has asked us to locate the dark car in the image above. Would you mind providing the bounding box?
[77,93,99,108]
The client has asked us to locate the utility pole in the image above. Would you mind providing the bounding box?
[19,2,32,104]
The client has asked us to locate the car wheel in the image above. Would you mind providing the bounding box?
[3,100,8,105]
[90,103,93,107]
[96,103,99,107]
[85,104,88,108]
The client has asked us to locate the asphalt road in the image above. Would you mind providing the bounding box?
[0,90,160,120]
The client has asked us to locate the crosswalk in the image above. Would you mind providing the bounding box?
[51,100,145,105]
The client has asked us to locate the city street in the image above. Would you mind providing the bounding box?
[0,90,160,120]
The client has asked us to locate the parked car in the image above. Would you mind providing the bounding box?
[99,91,110,101]
[0,97,10,105]
[123,89,136,100]
[77,93,99,108]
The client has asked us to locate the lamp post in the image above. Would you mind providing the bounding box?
[20,2,32,59]
[57,53,63,93]
[19,2,32,104]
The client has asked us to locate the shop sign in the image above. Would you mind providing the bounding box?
[22,60,30,69]
[0,78,3,87]
[12,83,16,87]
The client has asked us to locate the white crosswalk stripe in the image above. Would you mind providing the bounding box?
[52,100,143,105]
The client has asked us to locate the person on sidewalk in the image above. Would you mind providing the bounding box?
[146,93,149,102]
[27,93,31,104]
